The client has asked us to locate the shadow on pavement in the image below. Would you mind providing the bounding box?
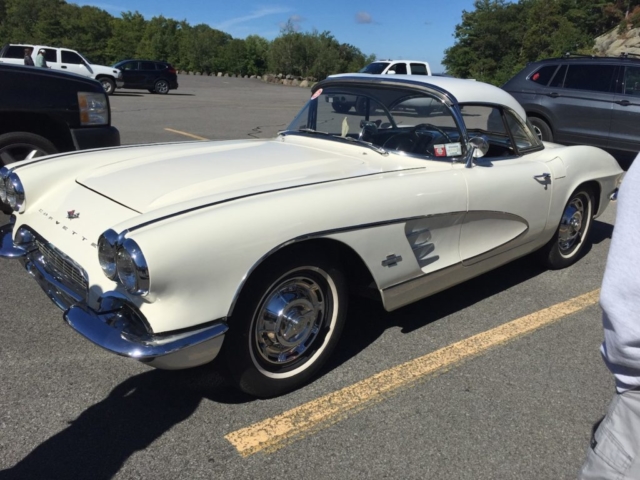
[0,367,252,480]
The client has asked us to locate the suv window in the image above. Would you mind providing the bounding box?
[3,45,27,59]
[140,61,155,70]
[563,64,617,92]
[549,64,566,88]
[410,63,428,75]
[120,61,138,70]
[529,65,557,85]
[623,66,640,96]
[61,50,83,64]
[389,63,407,74]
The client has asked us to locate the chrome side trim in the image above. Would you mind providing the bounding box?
[64,304,228,370]
[226,211,466,317]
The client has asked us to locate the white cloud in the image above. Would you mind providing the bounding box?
[215,6,291,30]
[355,11,373,24]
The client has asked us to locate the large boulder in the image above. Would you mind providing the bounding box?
[595,26,640,57]
[217,72,223,77]
[299,79,310,88]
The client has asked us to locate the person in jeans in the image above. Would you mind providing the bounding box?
[23,47,34,66]
[579,154,640,479]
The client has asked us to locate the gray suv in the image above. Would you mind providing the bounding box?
[502,55,640,164]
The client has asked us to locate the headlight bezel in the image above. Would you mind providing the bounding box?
[98,229,119,280]
[98,230,150,296]
[0,166,11,204]
[6,172,26,212]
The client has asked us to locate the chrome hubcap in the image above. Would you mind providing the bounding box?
[254,275,326,366]
[157,82,168,93]
[558,196,585,252]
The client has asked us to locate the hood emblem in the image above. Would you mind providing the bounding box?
[67,210,80,220]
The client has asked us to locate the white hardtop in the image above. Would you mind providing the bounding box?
[327,73,527,122]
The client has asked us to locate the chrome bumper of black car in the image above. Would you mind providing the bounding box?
[1,222,228,369]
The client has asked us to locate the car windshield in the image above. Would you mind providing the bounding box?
[284,85,465,159]
[358,62,390,74]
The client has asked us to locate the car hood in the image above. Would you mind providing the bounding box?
[75,139,403,213]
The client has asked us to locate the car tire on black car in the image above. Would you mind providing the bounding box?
[0,132,57,167]
[529,117,553,142]
[154,79,170,94]
[99,77,116,95]
[223,250,348,398]
[538,186,595,270]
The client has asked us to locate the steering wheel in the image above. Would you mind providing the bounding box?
[382,123,452,154]
[411,123,452,143]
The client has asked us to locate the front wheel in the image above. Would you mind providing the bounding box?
[223,253,348,398]
[538,186,594,269]
[99,77,116,95]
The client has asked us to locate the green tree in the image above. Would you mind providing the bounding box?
[244,34,269,75]
[106,11,147,63]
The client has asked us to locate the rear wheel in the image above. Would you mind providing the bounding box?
[530,117,553,142]
[154,79,169,94]
[538,186,594,269]
[223,252,348,398]
[99,77,116,95]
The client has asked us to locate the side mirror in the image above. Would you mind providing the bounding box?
[469,135,489,158]
[464,135,490,168]
[386,71,396,75]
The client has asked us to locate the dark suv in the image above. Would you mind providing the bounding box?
[502,54,640,163]
[113,59,178,94]
[0,63,120,213]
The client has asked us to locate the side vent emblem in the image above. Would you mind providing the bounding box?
[382,254,403,268]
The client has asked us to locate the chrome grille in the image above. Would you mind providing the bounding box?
[35,239,88,294]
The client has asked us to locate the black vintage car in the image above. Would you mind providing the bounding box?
[0,64,120,212]
[113,59,179,94]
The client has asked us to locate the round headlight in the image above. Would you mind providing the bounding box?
[116,238,149,296]
[6,173,26,212]
[98,229,119,279]
[0,167,9,203]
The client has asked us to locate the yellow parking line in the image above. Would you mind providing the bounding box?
[225,289,600,457]
[164,128,209,140]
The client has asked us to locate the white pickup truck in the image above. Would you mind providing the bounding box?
[325,60,433,115]
[0,44,123,94]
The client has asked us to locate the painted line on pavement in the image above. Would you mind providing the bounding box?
[225,289,601,457]
[164,128,209,140]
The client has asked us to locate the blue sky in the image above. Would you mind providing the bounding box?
[73,1,478,72]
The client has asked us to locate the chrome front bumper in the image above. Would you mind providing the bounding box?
[1,222,228,369]
[64,304,228,370]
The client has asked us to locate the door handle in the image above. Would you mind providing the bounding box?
[546,92,559,98]
[61,65,67,69]
[615,99,630,106]
[534,173,551,189]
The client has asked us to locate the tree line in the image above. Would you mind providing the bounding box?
[0,0,375,78]
[443,0,640,85]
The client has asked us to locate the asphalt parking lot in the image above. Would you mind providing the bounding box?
[0,75,618,479]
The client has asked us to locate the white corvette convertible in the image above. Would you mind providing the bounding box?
[0,75,623,397]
